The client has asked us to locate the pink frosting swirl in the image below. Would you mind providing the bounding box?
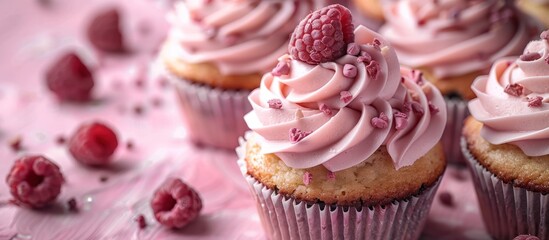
[163,0,323,75]
[380,0,531,78]
[468,36,549,156]
[244,26,447,171]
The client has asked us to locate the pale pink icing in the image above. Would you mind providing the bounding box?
[468,37,549,156]
[380,0,531,78]
[163,0,324,75]
[244,26,447,171]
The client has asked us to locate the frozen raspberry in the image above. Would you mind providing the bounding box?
[68,122,119,166]
[288,4,354,64]
[151,178,202,229]
[45,52,94,102]
[87,8,125,52]
[6,155,64,208]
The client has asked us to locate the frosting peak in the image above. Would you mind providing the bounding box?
[380,0,531,78]
[468,33,549,156]
[244,26,447,171]
[164,0,322,75]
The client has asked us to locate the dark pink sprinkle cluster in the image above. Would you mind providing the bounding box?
[271,61,290,76]
[504,83,524,97]
[151,178,202,229]
[9,136,23,152]
[394,111,408,130]
[289,128,312,143]
[513,235,540,240]
[45,52,95,102]
[340,91,352,103]
[371,112,389,129]
[268,99,283,109]
[412,69,424,85]
[288,4,355,64]
[303,172,312,186]
[527,96,543,108]
[343,64,357,78]
[520,52,541,62]
[319,103,333,116]
[366,61,380,80]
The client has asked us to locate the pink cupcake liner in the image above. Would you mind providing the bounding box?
[168,73,252,150]
[461,138,549,240]
[442,98,469,165]
[237,136,442,240]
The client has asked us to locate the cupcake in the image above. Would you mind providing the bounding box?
[380,0,532,164]
[352,0,385,21]
[517,0,549,28]
[238,5,447,239]
[463,31,549,239]
[161,0,324,149]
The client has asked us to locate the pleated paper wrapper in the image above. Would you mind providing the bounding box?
[442,98,469,165]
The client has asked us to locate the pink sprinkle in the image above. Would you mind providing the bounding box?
[428,101,439,114]
[67,198,78,212]
[327,171,336,180]
[438,191,454,207]
[371,112,389,129]
[412,69,424,85]
[343,64,357,78]
[319,103,333,116]
[9,136,22,152]
[394,111,408,130]
[366,60,380,80]
[268,99,283,109]
[126,140,135,150]
[340,91,352,103]
[520,52,541,62]
[347,43,360,56]
[289,128,311,143]
[504,83,524,97]
[528,96,543,108]
[56,136,66,145]
[541,30,549,41]
[417,19,426,26]
[135,214,147,229]
[303,172,312,186]
[271,61,290,76]
[133,105,144,115]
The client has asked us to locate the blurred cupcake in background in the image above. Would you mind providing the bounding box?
[463,31,549,239]
[516,0,549,28]
[239,5,447,239]
[380,0,532,164]
[161,0,326,149]
[352,0,385,21]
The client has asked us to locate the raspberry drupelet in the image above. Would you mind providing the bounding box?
[151,178,202,229]
[6,155,64,208]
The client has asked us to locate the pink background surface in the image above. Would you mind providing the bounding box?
[0,0,489,239]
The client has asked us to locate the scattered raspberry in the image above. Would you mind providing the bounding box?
[288,4,354,64]
[504,83,524,97]
[340,91,352,103]
[6,155,64,208]
[151,178,202,229]
[9,136,23,152]
[135,214,147,229]
[87,8,125,52]
[528,96,543,108]
[268,99,282,109]
[67,198,78,212]
[303,172,312,186]
[289,128,311,143]
[68,122,119,166]
[438,191,454,207]
[343,64,357,78]
[513,235,540,240]
[520,52,541,62]
[45,52,94,102]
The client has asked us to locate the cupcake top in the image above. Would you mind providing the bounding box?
[468,30,549,157]
[244,5,447,172]
[163,0,323,76]
[380,0,531,79]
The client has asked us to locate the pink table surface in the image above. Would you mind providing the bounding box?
[0,0,489,239]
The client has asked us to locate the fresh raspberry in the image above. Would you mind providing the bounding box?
[6,155,64,208]
[288,4,354,64]
[68,122,119,166]
[45,52,94,102]
[87,8,125,52]
[151,178,202,229]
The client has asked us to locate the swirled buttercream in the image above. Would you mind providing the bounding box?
[244,26,447,171]
[380,0,531,78]
[468,34,549,156]
[163,0,323,75]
